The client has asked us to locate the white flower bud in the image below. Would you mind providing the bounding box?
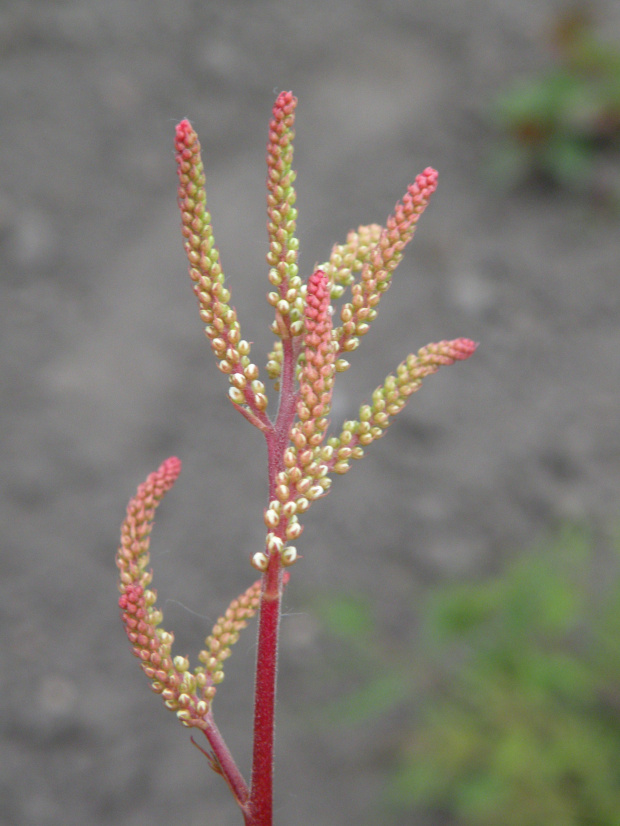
[264,508,280,529]
[251,551,269,572]
[173,655,190,672]
[281,546,298,566]
[267,533,284,553]
[229,386,245,404]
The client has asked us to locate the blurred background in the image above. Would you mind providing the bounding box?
[2,1,620,824]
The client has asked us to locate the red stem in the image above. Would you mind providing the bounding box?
[201,714,250,813]
[246,332,300,824]
[247,556,283,825]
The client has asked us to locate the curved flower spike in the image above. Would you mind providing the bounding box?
[328,338,478,474]
[117,459,265,731]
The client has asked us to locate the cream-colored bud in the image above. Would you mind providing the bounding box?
[281,546,298,566]
[268,268,282,286]
[276,299,290,315]
[267,533,284,553]
[285,521,303,540]
[229,386,245,405]
[296,477,311,494]
[295,497,310,512]
[267,291,280,306]
[307,484,325,500]
[290,319,304,336]
[231,373,247,389]
[276,484,290,502]
[143,589,157,606]
[264,508,280,529]
[238,339,251,356]
[196,700,210,716]
[335,358,350,372]
[173,656,190,672]
[282,500,298,518]
[333,461,351,474]
[251,551,269,572]
[244,363,259,381]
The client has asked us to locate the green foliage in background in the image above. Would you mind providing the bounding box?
[389,525,620,826]
[490,9,620,200]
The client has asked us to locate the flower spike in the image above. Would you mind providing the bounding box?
[328,338,478,473]
[265,92,301,337]
[332,168,439,359]
[175,120,269,430]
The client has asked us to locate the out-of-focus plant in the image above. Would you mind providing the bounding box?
[370,524,620,825]
[491,8,620,200]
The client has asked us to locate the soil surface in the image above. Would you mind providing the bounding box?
[2,2,620,825]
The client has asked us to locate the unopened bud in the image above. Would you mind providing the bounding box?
[281,546,298,566]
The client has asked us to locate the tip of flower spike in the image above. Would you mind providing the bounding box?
[449,338,478,360]
[421,167,438,186]
[175,119,196,150]
[273,90,297,114]
[161,456,182,479]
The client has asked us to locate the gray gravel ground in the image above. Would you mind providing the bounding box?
[2,1,620,824]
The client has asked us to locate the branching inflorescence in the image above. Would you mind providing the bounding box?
[116,91,476,826]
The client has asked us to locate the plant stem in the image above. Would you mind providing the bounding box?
[201,714,250,812]
[247,555,283,826]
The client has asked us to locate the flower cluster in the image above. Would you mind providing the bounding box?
[171,91,476,581]
[118,91,476,739]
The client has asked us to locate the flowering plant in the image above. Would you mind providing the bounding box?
[116,91,476,826]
